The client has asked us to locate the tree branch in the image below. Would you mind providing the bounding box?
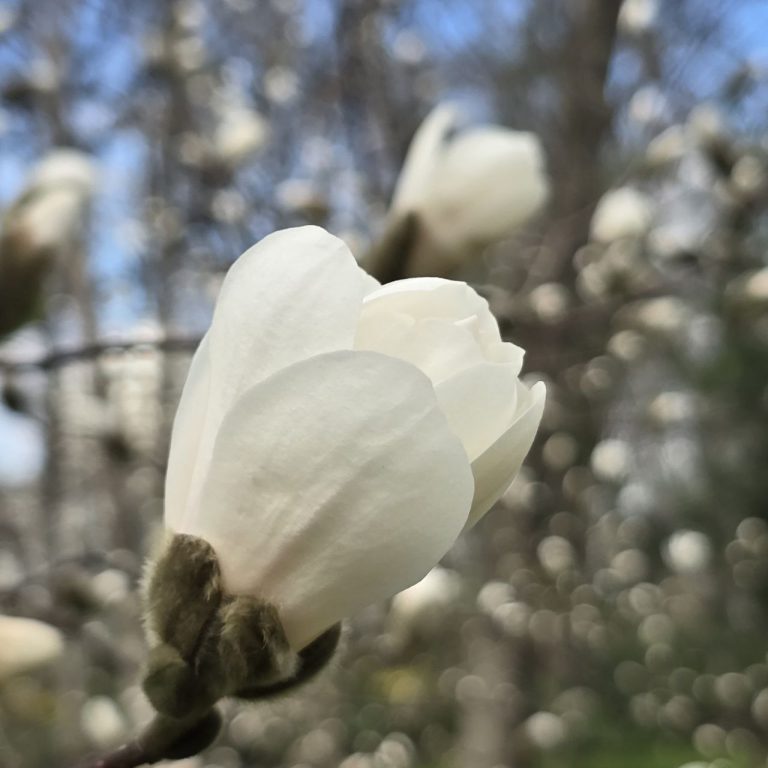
[0,335,202,374]
[73,710,222,768]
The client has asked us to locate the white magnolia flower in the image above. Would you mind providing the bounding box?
[590,187,653,243]
[213,105,268,165]
[390,104,548,273]
[165,226,544,650]
[0,149,96,336]
[618,0,659,34]
[2,148,96,254]
[0,615,64,679]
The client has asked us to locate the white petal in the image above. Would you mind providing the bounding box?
[467,381,546,527]
[365,278,498,340]
[358,264,381,295]
[428,128,548,245]
[434,363,519,462]
[360,278,515,372]
[391,104,459,213]
[208,226,365,412]
[180,351,475,650]
[356,315,487,384]
[164,334,212,530]
[169,226,367,526]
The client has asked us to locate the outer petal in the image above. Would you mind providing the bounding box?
[433,362,519,462]
[428,128,549,245]
[164,333,212,530]
[358,265,381,296]
[169,226,368,527]
[391,105,458,214]
[180,351,475,650]
[208,226,366,413]
[467,381,546,527]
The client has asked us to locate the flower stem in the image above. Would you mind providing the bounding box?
[73,709,222,768]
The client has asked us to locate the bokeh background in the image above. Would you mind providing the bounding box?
[2,1,768,766]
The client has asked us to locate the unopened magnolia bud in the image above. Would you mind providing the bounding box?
[386,105,549,277]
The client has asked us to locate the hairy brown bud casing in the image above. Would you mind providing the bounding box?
[142,534,341,721]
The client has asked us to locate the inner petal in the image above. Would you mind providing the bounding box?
[355,315,486,384]
[433,363,519,461]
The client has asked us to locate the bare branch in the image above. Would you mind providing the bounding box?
[0,336,202,375]
[72,710,222,768]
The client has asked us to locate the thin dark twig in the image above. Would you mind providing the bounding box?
[0,336,202,374]
[72,710,223,768]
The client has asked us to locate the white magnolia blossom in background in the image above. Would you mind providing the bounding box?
[0,149,97,337]
[590,186,654,243]
[389,104,548,274]
[164,226,544,650]
[618,0,659,34]
[0,615,64,679]
[390,566,462,625]
[1,148,96,254]
[212,103,268,166]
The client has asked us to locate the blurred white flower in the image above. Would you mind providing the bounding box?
[687,103,726,147]
[621,296,692,338]
[213,105,268,165]
[628,85,670,126]
[524,711,567,750]
[0,149,97,335]
[590,438,632,483]
[264,66,300,104]
[727,267,768,309]
[164,226,545,649]
[2,148,96,254]
[390,104,548,274]
[590,187,653,243]
[392,29,427,65]
[647,391,697,427]
[0,615,64,679]
[663,530,711,574]
[389,566,462,635]
[275,178,329,222]
[646,125,688,166]
[618,0,659,34]
[81,696,127,748]
[538,535,576,575]
[731,154,766,200]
